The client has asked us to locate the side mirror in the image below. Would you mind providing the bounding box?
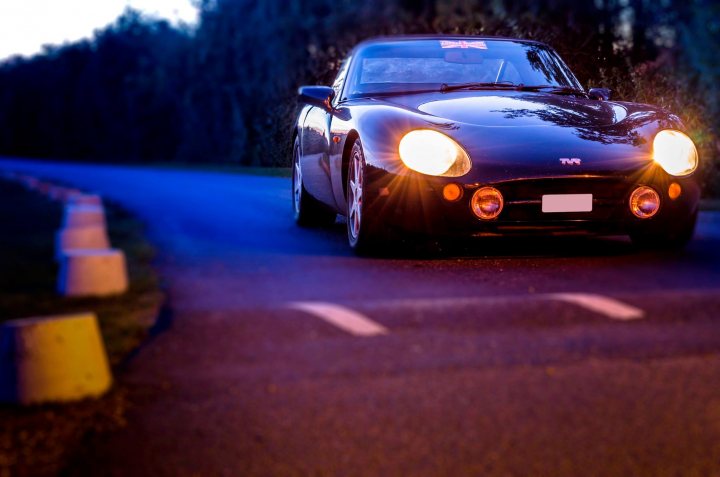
[588,87,612,101]
[298,86,335,111]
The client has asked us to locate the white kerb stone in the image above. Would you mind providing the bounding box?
[48,186,82,202]
[63,205,106,228]
[0,313,113,405]
[19,176,39,189]
[67,194,103,207]
[58,249,128,297]
[56,226,111,259]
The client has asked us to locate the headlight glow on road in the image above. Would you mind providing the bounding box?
[398,129,471,177]
[652,130,698,177]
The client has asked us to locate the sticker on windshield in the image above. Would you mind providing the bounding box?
[440,40,487,50]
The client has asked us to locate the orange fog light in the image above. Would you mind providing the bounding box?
[442,183,463,202]
[668,182,681,200]
[471,187,504,220]
[630,186,660,219]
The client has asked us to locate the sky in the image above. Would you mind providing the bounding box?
[0,0,199,61]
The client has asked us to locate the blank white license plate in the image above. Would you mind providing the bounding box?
[542,194,593,213]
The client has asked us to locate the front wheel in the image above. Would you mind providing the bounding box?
[346,140,384,255]
[630,211,697,250]
[292,137,336,227]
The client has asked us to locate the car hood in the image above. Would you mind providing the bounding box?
[354,90,678,181]
[383,90,628,128]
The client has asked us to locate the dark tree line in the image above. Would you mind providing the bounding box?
[0,11,190,161]
[0,0,717,191]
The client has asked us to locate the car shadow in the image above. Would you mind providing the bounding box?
[272,212,716,265]
[372,235,639,260]
[292,215,635,260]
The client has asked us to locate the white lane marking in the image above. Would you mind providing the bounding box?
[289,302,389,336]
[341,293,647,321]
[549,293,644,321]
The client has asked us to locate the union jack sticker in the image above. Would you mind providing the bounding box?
[440,40,487,49]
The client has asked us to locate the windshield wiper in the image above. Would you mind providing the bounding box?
[440,82,587,97]
[440,81,518,93]
[517,85,588,97]
[362,88,445,97]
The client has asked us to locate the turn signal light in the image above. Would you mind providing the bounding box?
[442,183,463,202]
[668,182,681,200]
[471,187,504,220]
[629,186,660,219]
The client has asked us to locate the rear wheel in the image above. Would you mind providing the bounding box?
[630,211,697,250]
[292,137,336,227]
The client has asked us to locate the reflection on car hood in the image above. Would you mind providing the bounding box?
[360,90,672,181]
[383,91,628,128]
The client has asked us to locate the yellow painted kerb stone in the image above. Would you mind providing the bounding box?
[0,313,112,405]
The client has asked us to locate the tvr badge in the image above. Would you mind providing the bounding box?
[559,157,582,165]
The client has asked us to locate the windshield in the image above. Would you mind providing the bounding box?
[343,39,582,98]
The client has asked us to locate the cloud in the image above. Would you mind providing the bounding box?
[0,0,197,60]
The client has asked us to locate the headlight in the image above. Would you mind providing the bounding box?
[652,130,698,177]
[398,129,471,177]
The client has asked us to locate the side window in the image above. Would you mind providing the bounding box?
[331,58,351,106]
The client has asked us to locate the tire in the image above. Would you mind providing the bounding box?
[346,139,385,255]
[292,137,336,227]
[630,210,697,250]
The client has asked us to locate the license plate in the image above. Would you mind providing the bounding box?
[542,194,593,213]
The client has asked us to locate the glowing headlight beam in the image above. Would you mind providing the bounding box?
[398,129,471,177]
[652,130,698,177]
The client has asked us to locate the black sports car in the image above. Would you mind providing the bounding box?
[293,36,700,253]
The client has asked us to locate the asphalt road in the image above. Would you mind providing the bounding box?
[2,159,720,476]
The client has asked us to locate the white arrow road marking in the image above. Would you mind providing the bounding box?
[289,302,389,336]
[549,293,645,321]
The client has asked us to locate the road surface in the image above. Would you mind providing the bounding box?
[2,159,720,476]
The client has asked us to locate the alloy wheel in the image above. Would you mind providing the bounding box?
[293,147,302,216]
[348,149,363,241]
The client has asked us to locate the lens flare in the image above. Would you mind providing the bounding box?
[398,130,471,177]
[653,130,698,177]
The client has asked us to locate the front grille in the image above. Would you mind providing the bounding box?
[492,177,632,222]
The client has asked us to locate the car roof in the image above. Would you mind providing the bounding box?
[355,35,550,49]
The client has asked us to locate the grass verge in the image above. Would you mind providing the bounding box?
[701,199,720,211]
[0,179,163,476]
[146,161,292,177]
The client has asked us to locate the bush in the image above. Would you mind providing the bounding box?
[0,1,717,193]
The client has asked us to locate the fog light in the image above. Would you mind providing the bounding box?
[442,183,463,202]
[668,182,681,200]
[629,186,660,219]
[471,187,503,220]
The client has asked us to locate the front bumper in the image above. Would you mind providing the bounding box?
[363,168,701,238]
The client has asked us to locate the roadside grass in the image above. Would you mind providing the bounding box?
[147,161,292,177]
[701,199,720,211]
[0,179,163,477]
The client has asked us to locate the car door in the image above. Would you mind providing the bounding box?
[299,60,350,210]
[327,58,354,212]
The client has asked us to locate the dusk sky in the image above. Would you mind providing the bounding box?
[0,0,198,60]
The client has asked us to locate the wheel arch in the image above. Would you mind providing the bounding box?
[341,130,360,199]
[292,127,300,150]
